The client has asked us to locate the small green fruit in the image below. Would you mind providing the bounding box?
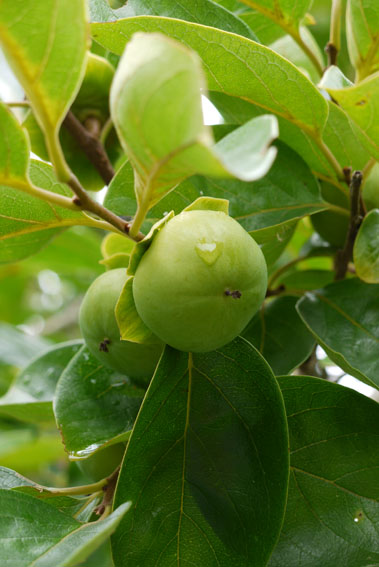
[79,268,163,379]
[76,443,125,482]
[311,182,350,247]
[133,210,267,352]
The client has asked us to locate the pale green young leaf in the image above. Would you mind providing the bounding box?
[0,341,82,424]
[92,16,328,136]
[347,0,379,81]
[0,1,88,179]
[0,161,90,264]
[325,73,379,157]
[110,32,278,214]
[0,489,130,567]
[353,209,379,283]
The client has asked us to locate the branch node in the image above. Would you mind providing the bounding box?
[72,196,82,207]
[325,42,338,66]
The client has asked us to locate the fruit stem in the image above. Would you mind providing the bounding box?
[334,170,364,280]
[325,0,342,67]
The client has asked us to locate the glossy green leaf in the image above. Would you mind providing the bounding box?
[0,160,88,264]
[112,339,289,566]
[254,220,298,269]
[115,0,257,40]
[0,341,82,423]
[354,209,379,283]
[347,0,379,81]
[0,323,50,369]
[210,91,375,177]
[54,346,144,458]
[0,489,130,567]
[0,1,88,179]
[278,269,335,291]
[238,0,313,34]
[270,27,324,82]
[110,32,278,213]
[269,375,379,567]
[106,143,324,233]
[325,74,379,157]
[242,295,315,374]
[92,16,328,137]
[0,467,93,518]
[297,278,379,388]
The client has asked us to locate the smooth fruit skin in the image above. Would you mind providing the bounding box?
[76,443,125,482]
[79,268,163,379]
[133,210,267,353]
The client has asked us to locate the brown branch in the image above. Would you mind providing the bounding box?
[95,466,120,517]
[325,43,338,67]
[265,284,286,298]
[68,174,144,241]
[63,111,115,185]
[334,170,364,280]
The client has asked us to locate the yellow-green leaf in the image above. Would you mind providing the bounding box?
[0,1,89,179]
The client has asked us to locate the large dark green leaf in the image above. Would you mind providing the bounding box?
[0,341,82,423]
[105,142,323,232]
[297,278,379,388]
[112,338,289,566]
[0,489,130,567]
[269,375,379,567]
[91,16,328,138]
[54,346,144,458]
[242,295,315,375]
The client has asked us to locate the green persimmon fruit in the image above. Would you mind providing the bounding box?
[363,162,379,211]
[133,210,267,353]
[311,181,350,247]
[76,443,125,482]
[79,268,163,379]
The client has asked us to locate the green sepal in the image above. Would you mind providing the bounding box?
[115,277,161,345]
[183,196,229,214]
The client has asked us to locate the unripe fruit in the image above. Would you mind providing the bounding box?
[76,443,125,482]
[79,268,163,379]
[133,210,267,352]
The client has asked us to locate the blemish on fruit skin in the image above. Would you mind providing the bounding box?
[195,240,223,265]
[99,338,111,352]
[225,289,242,299]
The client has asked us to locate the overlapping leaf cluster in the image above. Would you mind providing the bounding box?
[0,1,378,566]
